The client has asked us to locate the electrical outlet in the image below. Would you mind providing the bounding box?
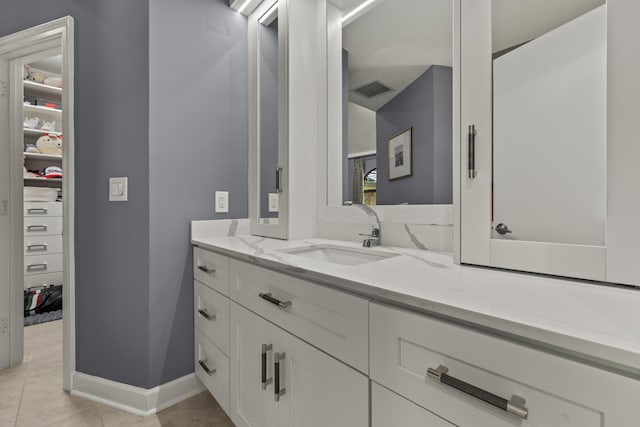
[268,193,279,212]
[215,191,229,213]
[0,317,8,335]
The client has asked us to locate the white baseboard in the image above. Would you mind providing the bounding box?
[71,371,205,416]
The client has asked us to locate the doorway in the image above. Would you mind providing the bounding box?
[0,17,75,391]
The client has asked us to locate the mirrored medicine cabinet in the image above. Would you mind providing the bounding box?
[461,0,640,287]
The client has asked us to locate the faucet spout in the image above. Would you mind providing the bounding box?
[344,202,381,247]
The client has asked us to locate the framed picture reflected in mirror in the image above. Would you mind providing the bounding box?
[388,127,412,180]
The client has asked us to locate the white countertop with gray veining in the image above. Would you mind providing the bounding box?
[191,234,640,376]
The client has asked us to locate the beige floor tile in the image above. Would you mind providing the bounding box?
[0,374,26,412]
[99,406,161,427]
[156,407,233,427]
[44,407,103,427]
[15,372,97,427]
[0,404,20,425]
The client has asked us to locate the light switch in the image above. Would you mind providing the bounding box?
[268,193,279,212]
[215,191,229,213]
[109,177,128,202]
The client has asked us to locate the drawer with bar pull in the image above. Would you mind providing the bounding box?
[24,216,62,236]
[24,202,62,217]
[193,246,230,296]
[194,280,230,356]
[24,235,62,256]
[370,303,603,427]
[24,253,62,276]
[195,328,230,414]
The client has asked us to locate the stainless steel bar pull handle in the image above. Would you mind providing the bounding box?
[261,344,273,390]
[27,208,47,214]
[275,166,283,193]
[259,292,292,309]
[27,244,48,252]
[27,225,47,231]
[468,124,477,179]
[198,359,216,376]
[197,309,216,321]
[427,365,528,420]
[27,263,47,272]
[197,265,215,274]
[274,352,286,401]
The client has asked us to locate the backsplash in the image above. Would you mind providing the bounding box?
[191,218,249,240]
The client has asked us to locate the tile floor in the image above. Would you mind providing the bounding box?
[0,320,235,426]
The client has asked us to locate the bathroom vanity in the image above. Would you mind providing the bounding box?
[191,233,640,426]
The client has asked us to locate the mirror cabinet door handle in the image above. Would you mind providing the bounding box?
[27,208,48,214]
[427,365,528,420]
[274,352,286,401]
[468,124,477,179]
[275,166,283,193]
[259,292,292,309]
[197,309,216,321]
[27,244,48,252]
[198,359,216,376]
[197,265,215,274]
[27,225,47,231]
[261,344,273,390]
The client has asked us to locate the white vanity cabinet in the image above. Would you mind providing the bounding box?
[193,247,231,414]
[370,302,639,426]
[230,302,368,427]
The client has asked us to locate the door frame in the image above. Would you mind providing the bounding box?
[0,16,75,391]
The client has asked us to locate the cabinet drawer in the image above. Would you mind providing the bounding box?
[24,202,62,217]
[24,253,62,276]
[193,247,229,296]
[24,271,63,290]
[24,216,62,236]
[24,235,63,256]
[372,382,454,427]
[370,303,604,427]
[229,259,369,373]
[195,329,230,415]
[194,280,230,356]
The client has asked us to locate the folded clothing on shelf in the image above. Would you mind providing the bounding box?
[24,186,58,202]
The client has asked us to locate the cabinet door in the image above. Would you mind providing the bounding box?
[230,303,278,427]
[460,0,610,282]
[276,318,369,427]
[372,382,455,427]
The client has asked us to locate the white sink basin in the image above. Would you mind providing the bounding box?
[280,244,399,266]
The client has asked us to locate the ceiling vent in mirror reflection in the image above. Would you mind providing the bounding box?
[353,81,393,98]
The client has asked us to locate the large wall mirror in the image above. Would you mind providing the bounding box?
[326,0,453,208]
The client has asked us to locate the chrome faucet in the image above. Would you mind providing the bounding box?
[344,202,381,247]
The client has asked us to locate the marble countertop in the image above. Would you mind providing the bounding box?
[192,234,640,376]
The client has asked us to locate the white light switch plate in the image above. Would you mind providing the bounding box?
[215,191,229,213]
[109,177,128,202]
[268,193,279,212]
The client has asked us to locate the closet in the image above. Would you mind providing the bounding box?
[22,55,64,325]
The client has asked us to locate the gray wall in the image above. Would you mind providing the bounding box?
[342,49,349,202]
[259,20,278,218]
[0,0,152,387]
[376,65,452,205]
[148,0,248,387]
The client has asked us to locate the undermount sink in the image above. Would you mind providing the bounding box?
[279,244,400,266]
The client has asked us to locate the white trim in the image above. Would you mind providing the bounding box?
[347,150,376,159]
[0,16,75,391]
[71,372,205,416]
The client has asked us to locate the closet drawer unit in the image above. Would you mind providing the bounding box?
[24,271,63,290]
[195,328,230,415]
[24,235,63,256]
[370,303,606,427]
[24,202,62,217]
[372,382,454,427]
[24,216,62,236]
[193,247,230,296]
[24,253,63,276]
[229,259,370,373]
[194,280,230,356]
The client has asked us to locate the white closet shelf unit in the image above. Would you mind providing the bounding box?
[23,104,62,114]
[23,128,62,137]
[23,80,62,96]
[23,152,62,161]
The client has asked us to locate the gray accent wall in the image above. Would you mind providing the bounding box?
[376,65,452,205]
[148,0,248,387]
[0,0,152,387]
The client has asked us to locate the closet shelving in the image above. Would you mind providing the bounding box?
[23,67,63,189]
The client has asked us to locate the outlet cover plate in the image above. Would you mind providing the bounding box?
[215,191,229,213]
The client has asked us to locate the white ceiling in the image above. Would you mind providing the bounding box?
[338,0,605,111]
